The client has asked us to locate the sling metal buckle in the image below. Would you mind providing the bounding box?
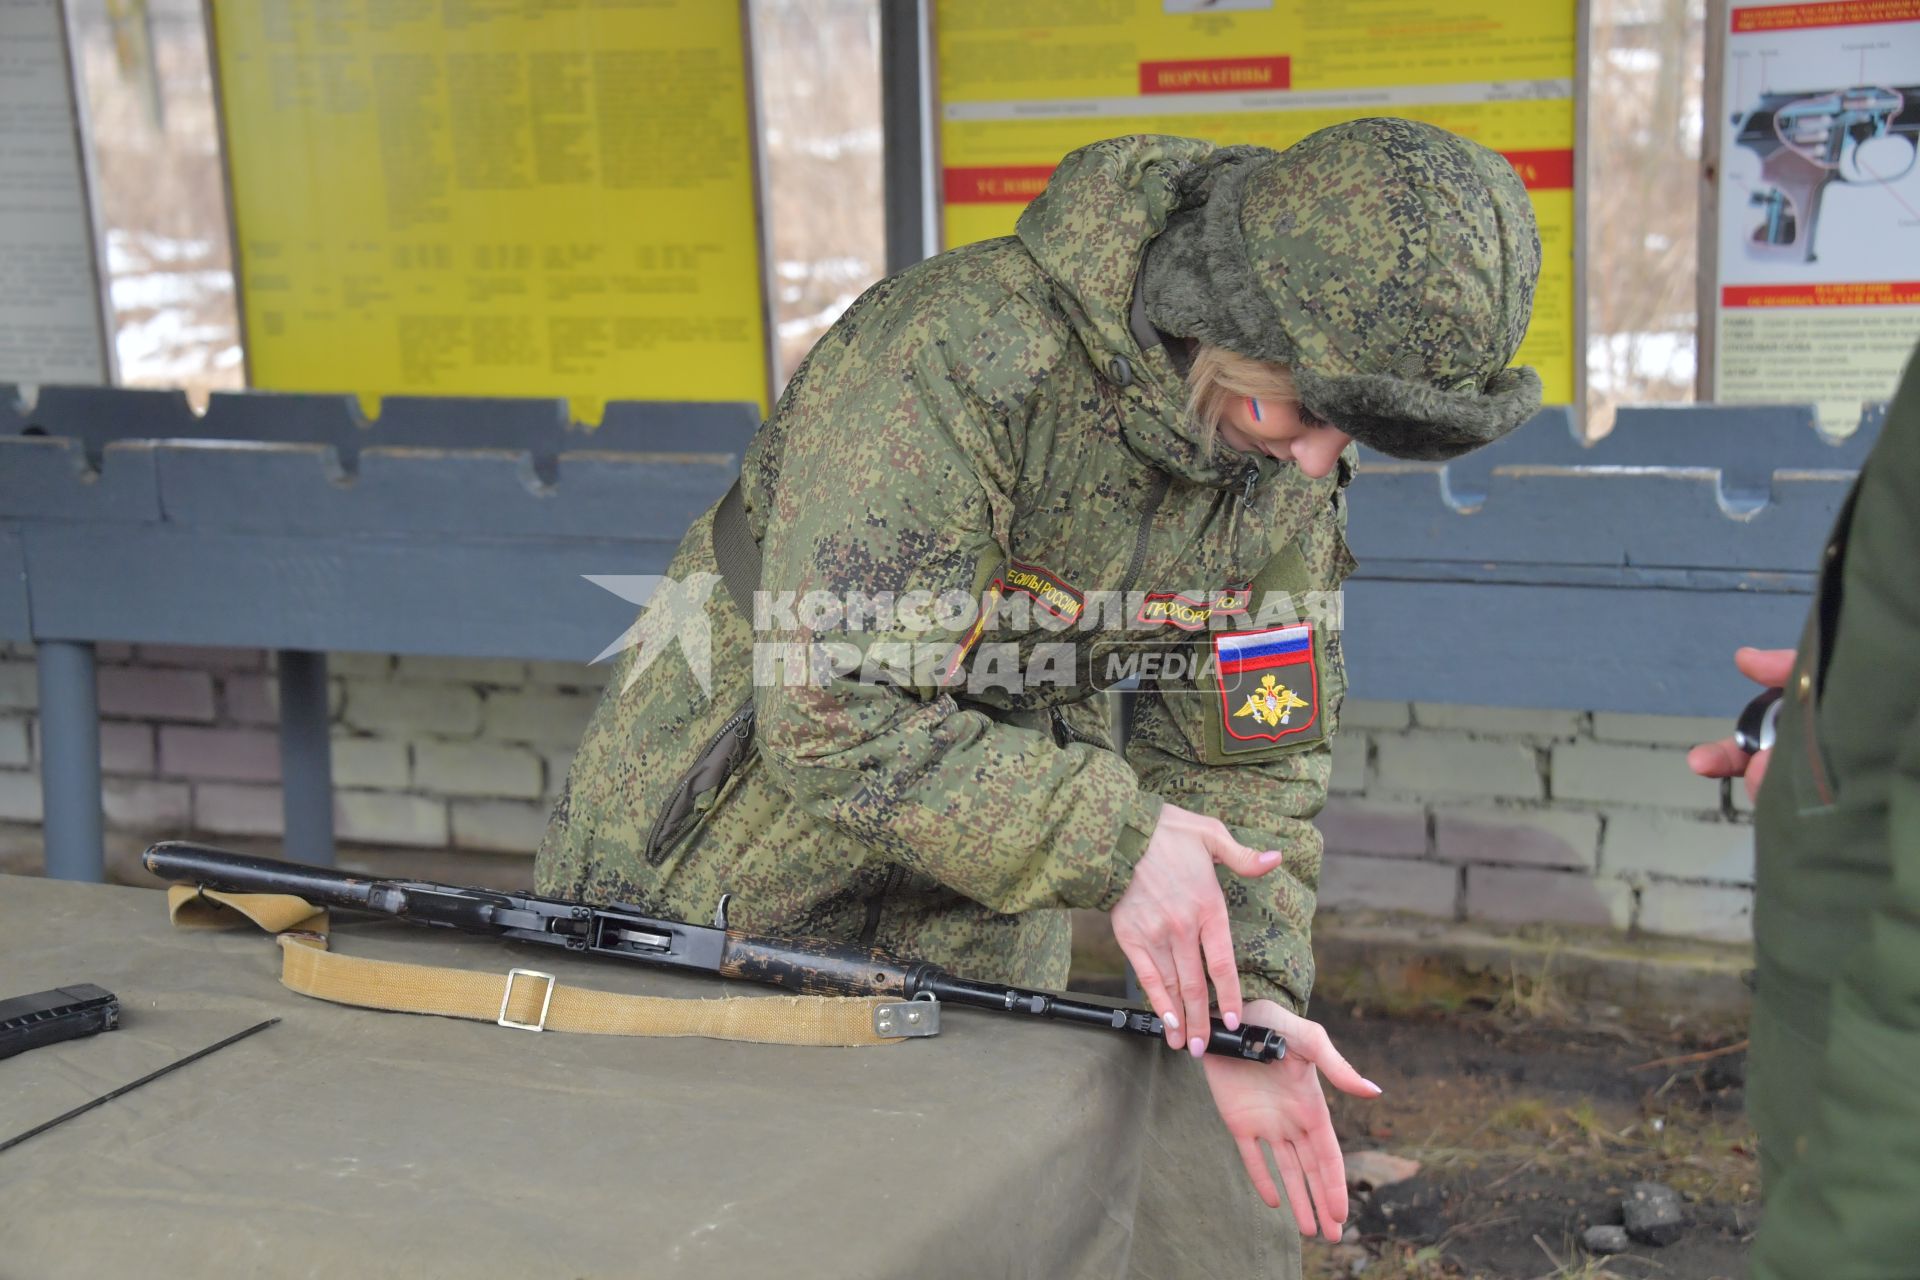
[874,992,940,1039]
[498,968,557,1031]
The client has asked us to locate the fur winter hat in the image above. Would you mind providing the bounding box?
[1140,118,1543,461]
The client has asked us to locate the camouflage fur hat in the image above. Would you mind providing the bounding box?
[1140,117,1543,461]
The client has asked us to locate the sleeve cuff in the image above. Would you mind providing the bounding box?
[1093,790,1164,911]
[1239,970,1304,1015]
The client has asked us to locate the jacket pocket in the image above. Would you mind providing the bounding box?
[645,695,758,865]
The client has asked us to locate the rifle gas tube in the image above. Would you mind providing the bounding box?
[144,841,1283,1063]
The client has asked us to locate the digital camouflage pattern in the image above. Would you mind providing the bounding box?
[1140,118,1543,462]
[537,133,1368,1009]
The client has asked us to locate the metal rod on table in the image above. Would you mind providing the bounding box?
[0,1018,280,1155]
[276,650,334,866]
[36,640,104,882]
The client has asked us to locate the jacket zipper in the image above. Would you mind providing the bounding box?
[643,699,757,860]
[1241,463,1261,509]
[1118,472,1173,595]
[1050,705,1109,751]
[859,864,905,946]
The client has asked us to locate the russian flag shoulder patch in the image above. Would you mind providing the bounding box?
[1212,623,1320,752]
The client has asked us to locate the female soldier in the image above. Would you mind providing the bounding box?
[538,117,1542,1243]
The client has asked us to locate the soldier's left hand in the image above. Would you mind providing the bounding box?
[1200,998,1383,1240]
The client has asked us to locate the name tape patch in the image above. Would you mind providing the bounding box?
[1001,561,1084,624]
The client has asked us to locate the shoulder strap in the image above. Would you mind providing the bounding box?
[165,886,904,1048]
[711,479,762,619]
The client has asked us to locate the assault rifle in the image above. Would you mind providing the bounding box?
[142,842,1284,1062]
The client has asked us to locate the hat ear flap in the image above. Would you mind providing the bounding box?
[1297,366,1544,462]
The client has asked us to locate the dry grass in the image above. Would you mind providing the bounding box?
[1492,947,1573,1025]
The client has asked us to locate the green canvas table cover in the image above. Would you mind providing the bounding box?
[0,875,1300,1277]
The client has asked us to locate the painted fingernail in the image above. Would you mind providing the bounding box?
[1258,850,1283,866]
[1362,1077,1384,1095]
[1188,1036,1207,1058]
[1161,1010,1180,1031]
[1224,1011,1241,1031]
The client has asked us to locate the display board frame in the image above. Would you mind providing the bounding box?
[0,0,116,386]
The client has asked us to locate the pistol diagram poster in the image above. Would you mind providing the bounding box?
[934,1,1581,407]
[1713,1,1920,432]
[210,0,773,417]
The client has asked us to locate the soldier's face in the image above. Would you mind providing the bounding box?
[1218,397,1354,480]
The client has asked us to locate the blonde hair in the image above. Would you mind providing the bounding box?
[1183,344,1299,449]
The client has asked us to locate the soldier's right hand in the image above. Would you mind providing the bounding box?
[1109,803,1285,1056]
[1688,646,1797,803]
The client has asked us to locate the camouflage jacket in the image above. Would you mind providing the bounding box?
[536,135,1357,1011]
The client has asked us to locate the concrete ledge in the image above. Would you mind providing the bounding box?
[1313,910,1753,1022]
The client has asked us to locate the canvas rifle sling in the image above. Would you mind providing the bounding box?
[711,478,762,619]
[163,887,907,1047]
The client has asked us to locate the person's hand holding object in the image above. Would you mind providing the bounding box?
[1687,647,1797,803]
[1203,998,1383,1240]
[1109,803,1284,1056]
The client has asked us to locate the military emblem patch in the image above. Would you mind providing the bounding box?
[1213,624,1319,751]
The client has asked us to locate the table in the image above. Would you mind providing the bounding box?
[0,875,1297,1278]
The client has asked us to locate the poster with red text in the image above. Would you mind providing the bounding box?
[935,1,1581,406]
[1713,0,1920,432]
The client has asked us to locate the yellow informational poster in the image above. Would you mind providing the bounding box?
[211,0,772,418]
[935,1,1579,406]
[1711,0,1920,433]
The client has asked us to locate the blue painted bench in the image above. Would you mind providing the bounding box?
[1341,402,1878,716]
[1,386,757,880]
[0,387,1878,882]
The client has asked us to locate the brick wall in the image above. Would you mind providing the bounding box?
[0,645,1754,945]
[1322,700,1754,944]
[0,643,605,874]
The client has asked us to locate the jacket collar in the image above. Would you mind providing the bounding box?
[1015,135,1275,489]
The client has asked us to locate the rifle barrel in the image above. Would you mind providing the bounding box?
[144,841,382,909]
[918,972,1284,1062]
